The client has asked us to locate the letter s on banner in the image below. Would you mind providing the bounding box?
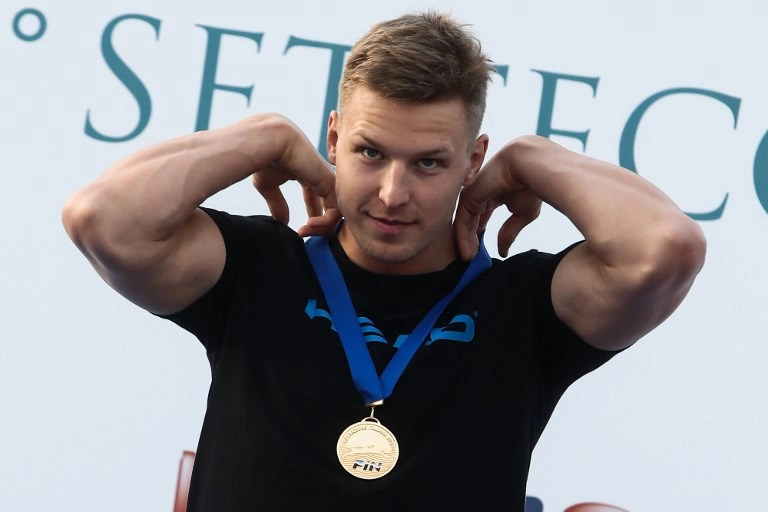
[84,14,161,143]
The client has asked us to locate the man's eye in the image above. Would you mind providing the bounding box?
[362,148,380,159]
[419,158,438,169]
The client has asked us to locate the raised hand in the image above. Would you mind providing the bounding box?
[454,138,543,260]
[249,116,342,237]
[251,162,341,237]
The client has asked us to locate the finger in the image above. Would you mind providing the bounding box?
[298,207,342,236]
[476,207,495,235]
[296,161,337,204]
[496,216,525,258]
[453,202,481,261]
[454,164,504,260]
[298,161,337,224]
[297,189,341,237]
[302,186,323,218]
[496,204,541,257]
[260,187,290,224]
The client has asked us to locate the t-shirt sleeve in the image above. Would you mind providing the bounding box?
[516,241,621,392]
[157,207,243,352]
[499,241,624,447]
[160,206,309,353]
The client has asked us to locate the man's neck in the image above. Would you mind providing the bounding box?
[336,224,458,275]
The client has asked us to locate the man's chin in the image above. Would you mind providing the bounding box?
[355,243,423,273]
[362,243,413,263]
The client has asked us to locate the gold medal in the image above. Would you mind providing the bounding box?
[336,410,399,480]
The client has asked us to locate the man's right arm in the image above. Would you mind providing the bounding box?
[62,114,338,315]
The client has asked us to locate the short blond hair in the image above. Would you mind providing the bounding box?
[339,11,494,142]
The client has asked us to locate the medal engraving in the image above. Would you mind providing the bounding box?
[337,417,399,479]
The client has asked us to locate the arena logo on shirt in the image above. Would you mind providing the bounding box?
[305,299,476,347]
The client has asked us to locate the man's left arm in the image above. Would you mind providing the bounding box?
[455,135,707,351]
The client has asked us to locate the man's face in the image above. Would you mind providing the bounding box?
[327,87,487,274]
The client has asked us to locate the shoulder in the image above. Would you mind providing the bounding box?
[487,241,582,285]
[201,207,300,240]
[466,242,585,330]
[200,207,305,259]
[192,207,311,294]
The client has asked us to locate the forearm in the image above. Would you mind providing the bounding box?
[504,136,704,271]
[497,136,706,348]
[63,114,317,263]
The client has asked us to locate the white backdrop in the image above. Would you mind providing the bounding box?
[1,1,766,510]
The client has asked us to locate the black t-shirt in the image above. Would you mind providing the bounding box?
[163,208,616,512]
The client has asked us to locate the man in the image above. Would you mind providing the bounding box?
[62,11,706,511]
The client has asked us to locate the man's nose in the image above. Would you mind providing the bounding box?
[379,163,410,207]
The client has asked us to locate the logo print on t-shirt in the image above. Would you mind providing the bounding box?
[305,299,476,347]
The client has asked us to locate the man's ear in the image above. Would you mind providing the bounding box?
[327,111,339,165]
[463,134,489,186]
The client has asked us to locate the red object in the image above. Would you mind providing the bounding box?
[565,503,630,512]
[173,450,196,512]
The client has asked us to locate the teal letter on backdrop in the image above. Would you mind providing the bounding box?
[493,65,510,86]
[532,70,599,151]
[84,14,161,142]
[195,25,263,132]
[619,88,741,220]
[283,37,351,158]
[754,130,768,214]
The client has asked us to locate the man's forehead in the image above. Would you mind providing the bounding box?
[340,89,467,132]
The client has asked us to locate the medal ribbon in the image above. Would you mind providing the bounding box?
[305,234,491,406]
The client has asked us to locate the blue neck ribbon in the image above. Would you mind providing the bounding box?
[304,234,492,406]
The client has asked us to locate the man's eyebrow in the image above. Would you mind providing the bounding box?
[352,132,454,158]
[415,147,453,158]
[352,132,378,147]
